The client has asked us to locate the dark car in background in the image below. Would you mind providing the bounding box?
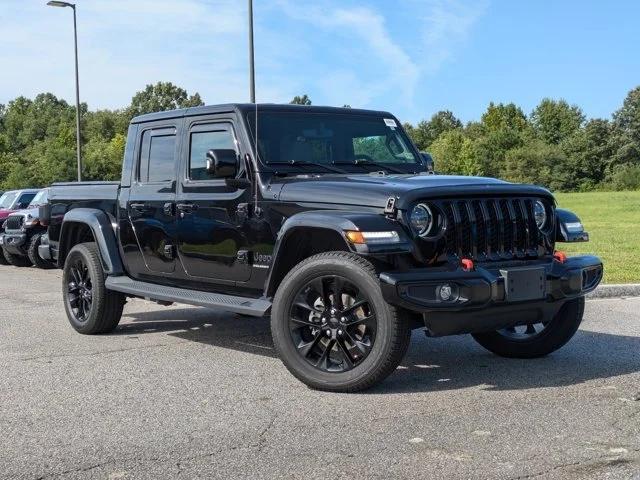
[1,188,53,268]
[0,189,40,265]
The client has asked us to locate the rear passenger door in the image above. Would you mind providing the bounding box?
[127,123,180,277]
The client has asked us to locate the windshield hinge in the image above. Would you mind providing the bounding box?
[384,197,397,216]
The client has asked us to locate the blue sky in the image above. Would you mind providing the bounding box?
[1,0,638,124]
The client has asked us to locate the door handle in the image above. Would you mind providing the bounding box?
[176,203,197,213]
[129,202,149,212]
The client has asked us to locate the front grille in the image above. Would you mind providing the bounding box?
[4,216,24,231]
[435,197,552,262]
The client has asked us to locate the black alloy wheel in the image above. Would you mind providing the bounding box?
[66,256,94,323]
[288,275,377,373]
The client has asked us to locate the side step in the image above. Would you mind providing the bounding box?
[105,276,271,317]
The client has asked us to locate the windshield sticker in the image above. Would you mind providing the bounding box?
[384,118,397,128]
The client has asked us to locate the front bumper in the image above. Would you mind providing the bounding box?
[0,232,27,255]
[380,255,603,336]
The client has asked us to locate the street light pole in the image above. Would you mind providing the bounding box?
[248,0,256,103]
[47,1,82,181]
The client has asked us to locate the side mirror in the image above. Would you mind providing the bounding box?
[420,152,435,174]
[206,149,238,178]
[16,202,29,209]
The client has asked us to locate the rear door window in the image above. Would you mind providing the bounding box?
[138,128,177,183]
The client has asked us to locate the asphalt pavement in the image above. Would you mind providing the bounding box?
[1,266,639,479]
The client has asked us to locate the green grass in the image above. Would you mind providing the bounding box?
[554,191,640,284]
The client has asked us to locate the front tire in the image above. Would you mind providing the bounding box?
[62,242,125,334]
[0,246,9,265]
[472,297,585,358]
[28,232,55,269]
[271,251,411,392]
[2,246,32,267]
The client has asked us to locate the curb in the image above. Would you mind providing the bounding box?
[588,284,640,299]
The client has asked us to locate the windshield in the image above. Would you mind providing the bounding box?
[0,192,18,209]
[29,189,48,207]
[246,111,423,173]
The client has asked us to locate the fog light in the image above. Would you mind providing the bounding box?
[437,283,457,302]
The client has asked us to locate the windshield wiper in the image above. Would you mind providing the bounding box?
[332,160,408,175]
[268,160,348,174]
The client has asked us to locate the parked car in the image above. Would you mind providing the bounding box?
[44,104,602,392]
[0,189,40,265]
[0,188,53,268]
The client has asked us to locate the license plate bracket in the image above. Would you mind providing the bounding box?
[500,267,546,302]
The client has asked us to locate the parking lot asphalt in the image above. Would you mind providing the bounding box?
[0,266,639,480]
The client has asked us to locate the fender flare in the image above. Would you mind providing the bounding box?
[58,208,124,274]
[555,208,589,243]
[264,210,413,295]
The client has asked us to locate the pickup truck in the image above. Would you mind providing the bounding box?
[44,104,603,392]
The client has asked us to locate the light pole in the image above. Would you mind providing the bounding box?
[248,0,256,103]
[47,1,82,182]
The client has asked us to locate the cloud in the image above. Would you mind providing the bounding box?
[421,0,489,74]
[274,0,420,107]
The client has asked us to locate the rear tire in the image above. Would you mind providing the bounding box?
[471,297,585,358]
[62,242,125,334]
[2,246,32,267]
[271,251,412,392]
[28,232,55,269]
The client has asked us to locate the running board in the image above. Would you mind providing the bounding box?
[105,276,271,317]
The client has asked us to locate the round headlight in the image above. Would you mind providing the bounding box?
[409,204,433,237]
[534,200,547,230]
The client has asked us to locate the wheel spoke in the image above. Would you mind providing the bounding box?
[344,314,375,327]
[525,324,537,335]
[68,294,80,307]
[315,339,335,370]
[290,316,318,328]
[343,330,370,355]
[333,277,344,310]
[297,333,322,358]
[341,299,368,316]
[336,339,355,369]
[294,301,318,313]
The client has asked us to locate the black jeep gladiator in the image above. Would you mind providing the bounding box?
[44,104,602,392]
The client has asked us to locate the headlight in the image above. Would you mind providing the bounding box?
[409,204,434,237]
[534,200,547,230]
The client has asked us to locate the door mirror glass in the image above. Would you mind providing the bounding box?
[420,152,435,173]
[206,149,238,178]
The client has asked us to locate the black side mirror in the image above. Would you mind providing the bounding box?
[420,152,435,174]
[206,149,238,178]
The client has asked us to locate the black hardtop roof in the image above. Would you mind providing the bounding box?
[130,103,395,124]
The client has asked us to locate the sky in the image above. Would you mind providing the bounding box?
[1,0,638,124]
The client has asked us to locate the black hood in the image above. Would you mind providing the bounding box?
[274,174,553,209]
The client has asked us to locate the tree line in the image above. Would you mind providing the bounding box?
[1,82,639,191]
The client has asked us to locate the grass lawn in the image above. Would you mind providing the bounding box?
[554,191,640,284]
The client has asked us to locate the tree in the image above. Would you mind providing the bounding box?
[613,86,640,144]
[531,98,584,144]
[290,95,312,105]
[406,110,462,151]
[429,130,482,176]
[504,140,569,191]
[561,119,614,190]
[128,81,204,117]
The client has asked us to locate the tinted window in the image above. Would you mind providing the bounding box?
[189,129,236,180]
[353,135,415,163]
[139,130,176,183]
[17,193,36,207]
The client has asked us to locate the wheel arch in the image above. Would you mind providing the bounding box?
[57,208,124,274]
[264,210,412,297]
